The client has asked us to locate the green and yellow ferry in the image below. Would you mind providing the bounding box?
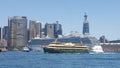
[43,42,89,53]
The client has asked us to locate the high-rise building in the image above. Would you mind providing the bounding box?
[2,26,9,40]
[45,23,54,38]
[27,29,30,41]
[8,16,27,50]
[29,20,36,40]
[35,22,42,38]
[44,21,62,38]
[0,27,2,40]
[54,21,62,38]
[29,20,42,40]
[83,13,89,35]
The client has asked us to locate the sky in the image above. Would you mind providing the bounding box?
[0,0,120,40]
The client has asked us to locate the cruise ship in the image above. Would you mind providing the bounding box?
[28,36,99,52]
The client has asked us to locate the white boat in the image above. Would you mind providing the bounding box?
[23,46,30,52]
[91,45,104,53]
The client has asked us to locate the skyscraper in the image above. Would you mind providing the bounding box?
[29,20,42,40]
[45,23,54,38]
[35,22,42,38]
[83,13,89,35]
[54,21,62,38]
[44,21,62,38]
[2,26,9,40]
[8,16,27,50]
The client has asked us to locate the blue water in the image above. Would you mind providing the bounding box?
[0,52,120,68]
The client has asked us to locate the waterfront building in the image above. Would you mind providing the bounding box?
[8,16,27,50]
[109,40,120,43]
[2,26,9,40]
[83,13,89,35]
[45,23,55,38]
[27,29,30,41]
[44,21,62,38]
[36,22,42,38]
[0,39,7,47]
[0,27,2,40]
[29,20,42,40]
[54,21,62,38]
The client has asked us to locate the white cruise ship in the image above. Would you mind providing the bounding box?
[28,36,100,52]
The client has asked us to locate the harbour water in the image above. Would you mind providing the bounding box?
[0,51,120,68]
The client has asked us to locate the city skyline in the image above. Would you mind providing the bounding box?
[0,0,120,40]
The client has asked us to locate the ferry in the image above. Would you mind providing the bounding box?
[43,42,89,53]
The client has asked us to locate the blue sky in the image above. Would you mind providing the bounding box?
[0,0,120,40]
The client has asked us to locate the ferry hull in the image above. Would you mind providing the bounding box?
[43,47,89,53]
